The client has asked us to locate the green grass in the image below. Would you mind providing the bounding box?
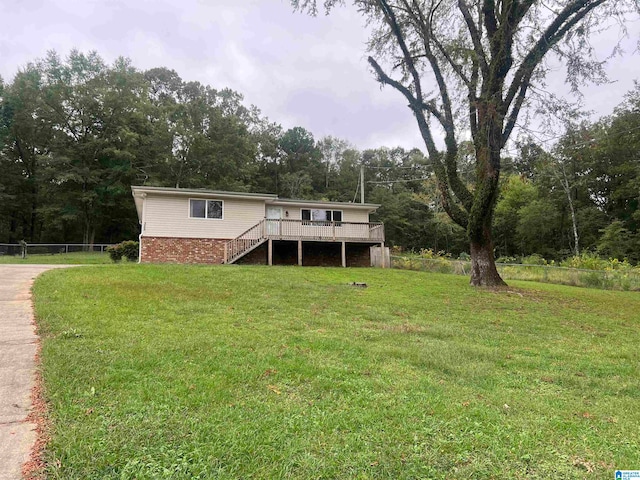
[0,252,113,264]
[392,256,640,291]
[34,266,640,479]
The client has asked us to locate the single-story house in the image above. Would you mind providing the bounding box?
[131,186,385,266]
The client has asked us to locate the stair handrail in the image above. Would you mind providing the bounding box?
[225,219,266,263]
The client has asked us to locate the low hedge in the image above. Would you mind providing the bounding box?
[107,241,139,263]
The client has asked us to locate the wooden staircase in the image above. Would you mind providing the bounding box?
[224,219,267,264]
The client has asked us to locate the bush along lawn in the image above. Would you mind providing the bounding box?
[392,252,640,291]
[34,265,640,479]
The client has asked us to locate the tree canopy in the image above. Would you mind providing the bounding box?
[292,0,639,285]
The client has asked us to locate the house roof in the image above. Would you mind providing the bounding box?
[270,198,380,211]
[131,185,278,200]
[131,185,380,221]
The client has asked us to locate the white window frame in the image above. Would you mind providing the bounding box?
[301,208,343,225]
[189,198,224,220]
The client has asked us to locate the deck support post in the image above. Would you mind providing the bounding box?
[380,242,385,268]
[298,240,303,266]
[224,243,228,264]
[341,241,346,268]
[268,239,273,266]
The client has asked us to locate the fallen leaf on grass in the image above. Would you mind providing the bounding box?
[572,456,595,472]
[267,385,281,395]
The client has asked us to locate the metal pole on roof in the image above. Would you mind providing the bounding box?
[360,163,365,204]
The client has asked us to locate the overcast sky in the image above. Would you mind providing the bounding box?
[1,0,638,151]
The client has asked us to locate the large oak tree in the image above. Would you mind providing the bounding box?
[293,0,638,286]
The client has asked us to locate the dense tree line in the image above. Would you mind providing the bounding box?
[0,50,453,249]
[494,85,640,263]
[0,51,638,263]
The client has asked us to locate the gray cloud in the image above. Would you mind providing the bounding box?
[1,0,638,151]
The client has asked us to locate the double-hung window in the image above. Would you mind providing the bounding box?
[190,199,223,219]
[302,209,342,226]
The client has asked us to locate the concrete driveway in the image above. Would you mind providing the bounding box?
[0,265,77,480]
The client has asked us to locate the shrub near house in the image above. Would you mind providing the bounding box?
[107,241,139,263]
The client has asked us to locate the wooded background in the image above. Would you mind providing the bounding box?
[1,51,638,262]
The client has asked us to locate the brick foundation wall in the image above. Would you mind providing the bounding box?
[141,237,227,264]
[140,237,374,267]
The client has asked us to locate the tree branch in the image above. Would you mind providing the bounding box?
[414,1,472,87]
[391,0,474,210]
[367,56,444,125]
[502,0,607,126]
[458,0,489,76]
[483,0,498,41]
[368,56,442,148]
[501,80,528,145]
[368,54,469,227]
[377,0,427,105]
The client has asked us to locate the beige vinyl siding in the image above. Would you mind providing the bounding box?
[143,194,266,239]
[342,209,370,223]
[280,206,370,223]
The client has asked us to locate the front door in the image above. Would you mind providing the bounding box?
[266,207,282,235]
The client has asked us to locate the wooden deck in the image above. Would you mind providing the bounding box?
[264,219,384,242]
[224,219,385,264]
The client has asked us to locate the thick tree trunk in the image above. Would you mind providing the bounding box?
[470,232,506,287]
[468,128,507,287]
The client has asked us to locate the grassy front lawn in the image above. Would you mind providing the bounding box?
[34,266,640,479]
[0,252,112,264]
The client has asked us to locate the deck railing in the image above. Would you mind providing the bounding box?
[224,219,266,264]
[264,219,384,242]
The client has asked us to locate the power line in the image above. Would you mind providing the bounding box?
[367,177,432,184]
[366,165,430,169]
